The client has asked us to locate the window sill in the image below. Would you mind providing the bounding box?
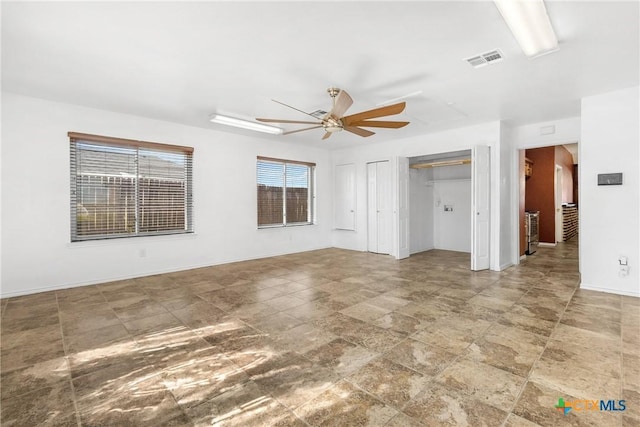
[258,223,316,230]
[67,232,197,248]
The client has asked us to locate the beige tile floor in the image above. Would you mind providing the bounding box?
[1,238,638,426]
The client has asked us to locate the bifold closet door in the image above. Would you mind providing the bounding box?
[367,161,390,254]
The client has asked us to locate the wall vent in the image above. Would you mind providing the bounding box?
[464,49,504,68]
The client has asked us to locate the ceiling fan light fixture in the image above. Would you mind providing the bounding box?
[324,125,343,133]
[210,114,283,135]
[493,0,559,58]
[324,117,343,132]
[256,88,408,140]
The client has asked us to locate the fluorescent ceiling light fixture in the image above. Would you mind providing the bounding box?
[210,114,283,135]
[494,0,559,57]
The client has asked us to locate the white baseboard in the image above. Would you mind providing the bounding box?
[580,283,640,298]
[410,245,435,255]
[538,242,557,247]
[500,262,514,271]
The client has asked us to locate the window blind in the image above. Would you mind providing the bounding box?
[257,160,285,226]
[285,163,311,224]
[256,157,315,227]
[70,133,193,241]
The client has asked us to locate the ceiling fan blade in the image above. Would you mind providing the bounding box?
[272,99,319,120]
[347,120,410,129]
[282,125,323,136]
[257,118,321,125]
[322,132,332,140]
[344,126,375,137]
[329,90,353,119]
[342,102,406,125]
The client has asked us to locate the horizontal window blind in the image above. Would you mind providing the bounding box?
[257,158,315,227]
[70,133,193,241]
[285,163,311,224]
[257,161,285,227]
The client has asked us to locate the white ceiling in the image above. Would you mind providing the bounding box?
[2,1,638,149]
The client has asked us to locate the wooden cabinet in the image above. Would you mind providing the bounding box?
[562,205,578,241]
[524,158,533,178]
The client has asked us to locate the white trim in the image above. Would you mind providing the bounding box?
[538,242,557,247]
[410,245,435,255]
[555,164,564,243]
[500,262,514,271]
[580,283,640,298]
[520,254,527,261]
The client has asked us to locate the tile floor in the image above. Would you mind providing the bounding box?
[1,238,638,426]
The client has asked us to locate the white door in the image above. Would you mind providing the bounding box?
[471,145,490,270]
[394,156,410,259]
[367,163,378,252]
[334,163,356,230]
[367,161,390,254]
[376,161,390,254]
[555,165,563,243]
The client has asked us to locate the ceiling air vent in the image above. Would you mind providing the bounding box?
[464,49,504,68]
[310,109,328,119]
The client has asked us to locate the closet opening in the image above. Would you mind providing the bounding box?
[408,149,473,267]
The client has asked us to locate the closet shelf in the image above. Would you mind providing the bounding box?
[426,178,472,184]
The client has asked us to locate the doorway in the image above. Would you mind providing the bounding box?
[519,143,578,257]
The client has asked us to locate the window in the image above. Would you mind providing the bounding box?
[69,132,193,241]
[257,156,315,227]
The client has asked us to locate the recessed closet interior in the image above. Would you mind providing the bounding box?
[409,150,472,256]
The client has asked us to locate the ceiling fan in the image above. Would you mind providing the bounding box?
[256,87,409,140]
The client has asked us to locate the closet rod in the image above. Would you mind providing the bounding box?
[410,158,471,169]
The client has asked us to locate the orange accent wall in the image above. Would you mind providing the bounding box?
[525,147,556,243]
[524,145,575,245]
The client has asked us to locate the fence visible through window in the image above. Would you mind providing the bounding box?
[256,157,314,227]
[70,132,193,241]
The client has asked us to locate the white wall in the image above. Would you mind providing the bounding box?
[409,168,433,254]
[499,122,513,269]
[409,164,472,255]
[429,164,472,253]
[508,117,581,148]
[331,121,503,270]
[0,93,333,297]
[433,179,471,253]
[580,86,639,297]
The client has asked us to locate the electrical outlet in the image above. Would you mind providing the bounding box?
[619,265,629,277]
